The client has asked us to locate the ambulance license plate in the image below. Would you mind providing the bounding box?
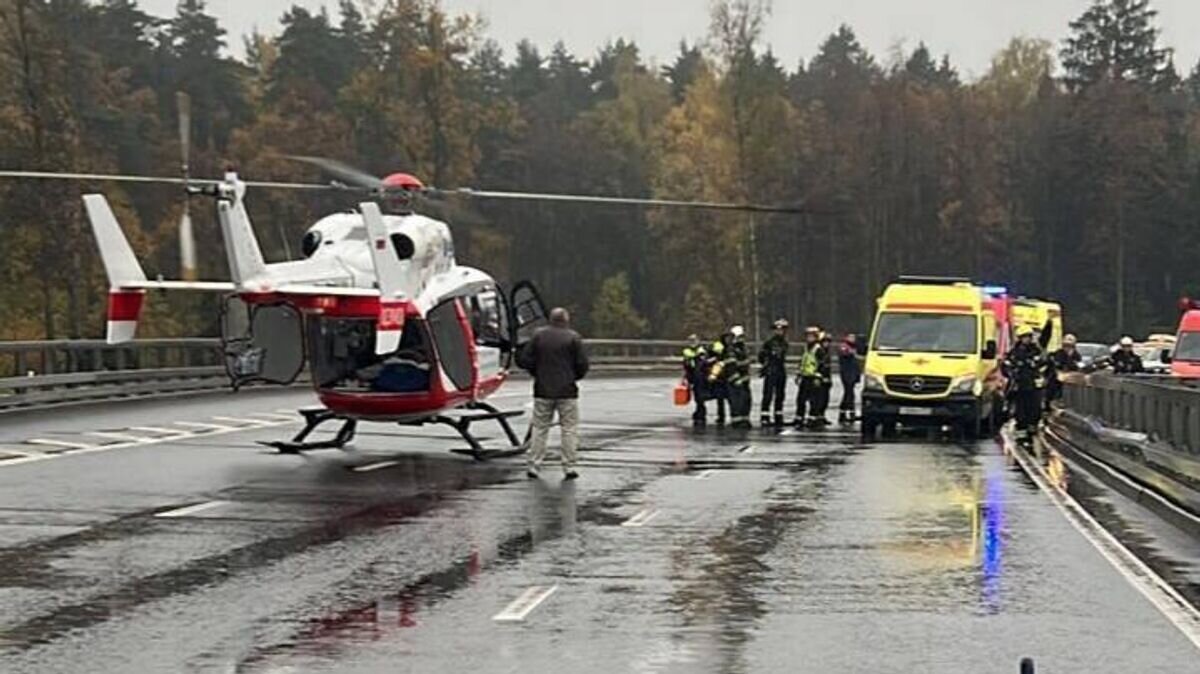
[900,407,933,416]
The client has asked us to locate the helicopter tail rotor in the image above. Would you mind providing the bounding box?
[177,92,197,281]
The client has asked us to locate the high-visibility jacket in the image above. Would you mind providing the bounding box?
[798,344,820,378]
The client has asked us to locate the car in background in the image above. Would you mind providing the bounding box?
[1075,342,1110,370]
[1136,345,1172,375]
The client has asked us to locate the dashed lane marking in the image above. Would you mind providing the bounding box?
[492,585,559,623]
[25,438,94,451]
[693,469,716,480]
[1007,428,1200,651]
[174,421,236,432]
[352,460,402,473]
[622,508,661,527]
[155,500,230,518]
[739,445,755,455]
[212,416,273,427]
[0,417,294,469]
[248,412,296,422]
[129,426,188,436]
[87,431,152,444]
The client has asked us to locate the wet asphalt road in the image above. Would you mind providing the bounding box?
[0,377,1197,673]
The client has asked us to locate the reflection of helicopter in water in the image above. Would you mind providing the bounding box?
[1,155,809,459]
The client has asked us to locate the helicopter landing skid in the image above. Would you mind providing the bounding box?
[425,402,527,462]
[258,408,358,454]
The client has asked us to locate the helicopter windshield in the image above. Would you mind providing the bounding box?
[307,316,433,393]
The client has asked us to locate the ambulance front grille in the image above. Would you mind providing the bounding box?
[885,375,951,395]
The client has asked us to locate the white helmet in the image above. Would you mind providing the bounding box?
[1119,336,1134,347]
[730,325,745,338]
[1063,334,1077,346]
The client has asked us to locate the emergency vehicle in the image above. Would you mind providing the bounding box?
[1010,299,1063,353]
[1168,299,1200,378]
[861,277,1003,440]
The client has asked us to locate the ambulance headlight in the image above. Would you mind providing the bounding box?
[951,376,978,394]
[864,373,884,391]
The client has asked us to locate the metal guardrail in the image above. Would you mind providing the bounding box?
[0,338,829,412]
[1061,372,1200,456]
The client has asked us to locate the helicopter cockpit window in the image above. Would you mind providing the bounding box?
[301,230,323,258]
[307,316,433,393]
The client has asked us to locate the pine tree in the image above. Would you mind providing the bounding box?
[1061,0,1172,89]
[680,282,724,339]
[590,273,650,338]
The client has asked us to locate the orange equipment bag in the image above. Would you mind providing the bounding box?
[673,380,691,406]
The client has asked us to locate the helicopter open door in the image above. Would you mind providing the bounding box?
[510,281,549,347]
[220,296,307,390]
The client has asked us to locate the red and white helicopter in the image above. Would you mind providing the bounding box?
[2,156,809,459]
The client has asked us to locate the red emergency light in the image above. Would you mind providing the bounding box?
[1179,297,1200,312]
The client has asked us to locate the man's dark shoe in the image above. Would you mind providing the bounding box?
[563,471,580,481]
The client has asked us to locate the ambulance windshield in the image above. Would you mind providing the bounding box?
[873,313,977,354]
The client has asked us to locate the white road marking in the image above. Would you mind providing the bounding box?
[87,432,151,444]
[25,438,94,450]
[779,429,798,436]
[739,445,755,455]
[693,469,715,480]
[352,460,401,473]
[155,500,229,518]
[129,426,189,436]
[622,508,660,527]
[0,448,43,459]
[0,418,293,469]
[212,416,272,427]
[1007,429,1200,651]
[174,421,235,431]
[249,412,296,422]
[492,585,559,622]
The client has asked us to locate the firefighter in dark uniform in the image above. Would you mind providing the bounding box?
[706,335,729,427]
[1003,325,1048,445]
[726,325,753,428]
[794,326,823,428]
[1110,336,1144,374]
[758,319,790,427]
[682,334,710,427]
[1045,333,1081,409]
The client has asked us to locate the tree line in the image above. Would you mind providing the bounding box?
[1,0,1197,343]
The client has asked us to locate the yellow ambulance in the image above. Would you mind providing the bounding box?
[861,277,1002,440]
[1010,299,1063,352]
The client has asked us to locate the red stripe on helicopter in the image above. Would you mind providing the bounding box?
[107,291,145,321]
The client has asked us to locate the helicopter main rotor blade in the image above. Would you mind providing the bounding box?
[287,156,384,191]
[0,170,335,192]
[429,187,812,215]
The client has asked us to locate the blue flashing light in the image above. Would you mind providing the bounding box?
[981,285,1009,297]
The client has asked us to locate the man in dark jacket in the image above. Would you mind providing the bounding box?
[1110,337,1144,375]
[682,334,709,427]
[838,333,862,424]
[758,319,789,427]
[517,307,589,480]
[1045,333,1081,410]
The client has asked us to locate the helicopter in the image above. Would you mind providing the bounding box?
[1,147,813,460]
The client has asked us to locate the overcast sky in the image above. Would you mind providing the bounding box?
[139,0,1200,79]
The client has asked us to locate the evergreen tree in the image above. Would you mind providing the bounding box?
[591,273,650,338]
[1061,0,1172,89]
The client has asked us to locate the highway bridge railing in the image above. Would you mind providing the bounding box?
[1059,372,1200,505]
[0,337,831,412]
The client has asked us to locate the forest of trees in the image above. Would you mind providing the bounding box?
[2,0,1199,342]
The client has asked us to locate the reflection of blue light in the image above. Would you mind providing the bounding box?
[982,285,1009,297]
[980,469,1005,612]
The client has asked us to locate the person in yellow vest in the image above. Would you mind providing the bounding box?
[706,335,729,427]
[793,326,823,427]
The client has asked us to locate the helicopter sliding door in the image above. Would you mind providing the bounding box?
[220,296,306,390]
[427,298,474,391]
